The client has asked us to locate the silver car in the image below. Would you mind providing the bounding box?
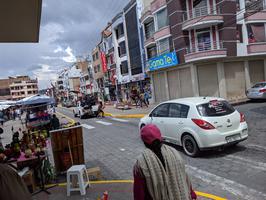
[246,82,266,99]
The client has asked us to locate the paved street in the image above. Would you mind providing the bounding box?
[56,101,266,200]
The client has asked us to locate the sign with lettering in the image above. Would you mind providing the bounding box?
[148,52,178,71]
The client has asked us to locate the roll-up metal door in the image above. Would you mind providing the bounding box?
[167,70,179,100]
[224,62,246,100]
[197,64,219,97]
[153,72,167,102]
[179,68,193,97]
[249,60,264,85]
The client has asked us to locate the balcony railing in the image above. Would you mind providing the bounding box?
[183,5,220,21]
[186,40,224,54]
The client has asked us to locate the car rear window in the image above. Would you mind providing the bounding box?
[197,100,235,117]
[252,83,266,88]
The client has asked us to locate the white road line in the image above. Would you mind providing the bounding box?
[110,118,129,122]
[246,144,266,152]
[187,165,266,200]
[224,155,266,171]
[82,124,95,130]
[95,121,112,126]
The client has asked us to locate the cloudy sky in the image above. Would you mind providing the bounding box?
[0,0,129,89]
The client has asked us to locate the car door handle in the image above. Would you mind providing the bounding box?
[178,122,183,125]
[159,121,164,123]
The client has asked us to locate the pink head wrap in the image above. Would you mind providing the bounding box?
[140,124,162,144]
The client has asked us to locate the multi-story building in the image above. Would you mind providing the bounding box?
[141,0,266,103]
[101,23,117,101]
[92,44,105,100]
[0,76,35,100]
[79,60,94,95]
[9,78,38,100]
[111,0,147,101]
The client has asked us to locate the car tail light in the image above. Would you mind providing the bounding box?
[240,113,245,123]
[259,89,266,93]
[192,119,215,130]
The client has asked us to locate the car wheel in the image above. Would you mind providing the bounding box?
[182,134,199,157]
[73,111,78,117]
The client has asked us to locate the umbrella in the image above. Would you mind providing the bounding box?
[16,95,55,106]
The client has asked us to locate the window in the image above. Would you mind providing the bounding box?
[120,61,129,75]
[237,24,243,43]
[28,91,32,94]
[94,66,97,73]
[158,38,170,54]
[245,0,264,11]
[118,41,126,57]
[156,8,168,30]
[115,23,124,39]
[97,65,101,72]
[144,19,155,40]
[247,23,266,43]
[151,104,169,117]
[197,100,235,117]
[169,104,190,118]
[196,28,211,51]
[147,45,157,59]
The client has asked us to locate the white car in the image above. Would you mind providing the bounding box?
[73,101,99,119]
[139,97,248,157]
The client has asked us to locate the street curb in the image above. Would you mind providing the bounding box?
[104,112,146,119]
[46,180,227,200]
[56,112,76,127]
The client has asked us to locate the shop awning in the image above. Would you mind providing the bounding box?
[16,95,55,105]
[0,0,42,42]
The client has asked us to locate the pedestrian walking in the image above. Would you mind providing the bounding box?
[140,91,148,108]
[144,90,150,106]
[50,114,60,130]
[133,124,197,200]
[97,101,105,118]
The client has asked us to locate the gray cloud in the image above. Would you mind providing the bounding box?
[0,0,129,89]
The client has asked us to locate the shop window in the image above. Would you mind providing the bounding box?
[147,45,157,59]
[144,19,155,40]
[120,61,129,75]
[247,23,266,43]
[156,8,168,30]
[237,24,243,43]
[158,38,170,55]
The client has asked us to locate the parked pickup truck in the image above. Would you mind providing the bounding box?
[73,101,99,119]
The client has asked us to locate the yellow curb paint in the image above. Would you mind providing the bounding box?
[56,112,76,127]
[46,180,227,200]
[104,112,146,119]
[195,191,227,200]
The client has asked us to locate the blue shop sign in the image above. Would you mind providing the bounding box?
[148,52,178,71]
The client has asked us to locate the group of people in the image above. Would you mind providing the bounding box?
[0,108,22,125]
[130,88,150,108]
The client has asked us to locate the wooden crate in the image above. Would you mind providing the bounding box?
[50,125,84,174]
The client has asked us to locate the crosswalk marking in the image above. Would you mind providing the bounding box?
[224,155,266,171]
[187,165,266,200]
[110,118,129,122]
[95,121,112,126]
[82,124,95,130]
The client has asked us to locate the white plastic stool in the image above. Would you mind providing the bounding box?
[67,165,90,196]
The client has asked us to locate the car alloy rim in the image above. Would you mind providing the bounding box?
[184,139,194,154]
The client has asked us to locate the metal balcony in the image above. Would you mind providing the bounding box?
[182,5,223,31]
